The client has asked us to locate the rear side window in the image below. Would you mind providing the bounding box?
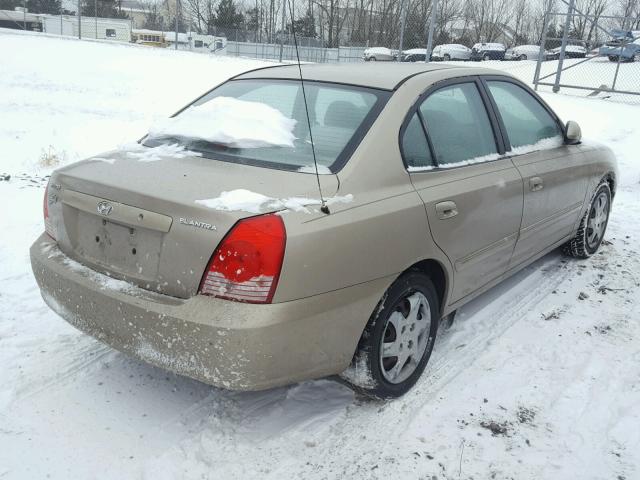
[487,81,562,149]
[419,83,497,167]
[402,113,433,169]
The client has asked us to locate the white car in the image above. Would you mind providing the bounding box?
[430,44,472,61]
[504,45,548,61]
[549,45,588,59]
[363,47,395,61]
[400,48,428,62]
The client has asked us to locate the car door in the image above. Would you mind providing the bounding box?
[403,79,524,303]
[483,78,590,269]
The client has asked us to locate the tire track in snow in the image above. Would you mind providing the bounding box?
[262,252,579,479]
[9,336,113,403]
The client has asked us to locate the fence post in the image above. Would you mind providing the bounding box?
[611,41,625,90]
[279,6,285,62]
[174,0,179,50]
[94,0,97,39]
[77,0,81,39]
[533,9,551,90]
[425,0,438,63]
[397,0,407,61]
[553,0,575,93]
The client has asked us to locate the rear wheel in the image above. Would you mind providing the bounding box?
[519,54,528,61]
[608,55,619,62]
[562,182,611,258]
[483,53,491,61]
[443,53,451,61]
[369,56,377,61]
[341,272,439,399]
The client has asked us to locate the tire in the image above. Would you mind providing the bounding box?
[562,181,611,259]
[341,271,440,399]
[443,53,451,61]
[369,56,377,61]
[608,55,619,62]
[483,53,491,61]
[519,54,527,61]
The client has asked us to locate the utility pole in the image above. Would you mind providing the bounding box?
[425,0,438,62]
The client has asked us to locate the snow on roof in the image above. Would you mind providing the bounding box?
[364,47,392,55]
[403,48,427,55]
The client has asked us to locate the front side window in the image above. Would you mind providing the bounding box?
[419,82,497,167]
[487,81,562,149]
[144,79,387,172]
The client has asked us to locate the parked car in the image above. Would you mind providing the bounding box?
[430,44,472,61]
[470,42,506,60]
[32,63,618,399]
[363,47,395,61]
[504,44,549,61]
[400,48,428,62]
[548,44,588,59]
[599,30,640,62]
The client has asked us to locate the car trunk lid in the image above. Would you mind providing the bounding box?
[50,148,338,298]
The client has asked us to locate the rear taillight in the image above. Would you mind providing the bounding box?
[43,182,55,239]
[199,214,286,304]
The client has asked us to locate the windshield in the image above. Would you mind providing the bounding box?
[144,79,388,172]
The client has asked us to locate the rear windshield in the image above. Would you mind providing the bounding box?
[144,79,389,173]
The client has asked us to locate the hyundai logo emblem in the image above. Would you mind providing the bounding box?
[97,201,113,216]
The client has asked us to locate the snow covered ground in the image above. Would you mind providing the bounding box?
[1,29,639,479]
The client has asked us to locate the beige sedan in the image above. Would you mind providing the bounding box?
[31,63,617,398]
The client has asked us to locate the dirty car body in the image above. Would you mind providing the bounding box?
[31,63,618,397]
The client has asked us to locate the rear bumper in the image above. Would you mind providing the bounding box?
[31,234,392,390]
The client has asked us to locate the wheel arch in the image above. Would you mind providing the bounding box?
[403,258,450,315]
[603,171,616,199]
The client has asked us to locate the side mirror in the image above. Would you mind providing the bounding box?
[565,120,582,144]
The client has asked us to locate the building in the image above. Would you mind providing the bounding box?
[43,15,132,40]
[0,8,43,31]
[0,8,132,41]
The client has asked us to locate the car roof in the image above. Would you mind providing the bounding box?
[233,62,467,91]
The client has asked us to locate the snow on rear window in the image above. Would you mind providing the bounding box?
[143,79,386,173]
[149,97,297,149]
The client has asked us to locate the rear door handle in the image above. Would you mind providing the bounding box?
[435,201,458,220]
[529,176,544,192]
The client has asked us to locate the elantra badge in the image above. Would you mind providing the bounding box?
[97,201,113,216]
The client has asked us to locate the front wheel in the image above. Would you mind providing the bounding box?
[483,53,491,61]
[341,272,439,399]
[562,182,611,258]
[443,53,451,61]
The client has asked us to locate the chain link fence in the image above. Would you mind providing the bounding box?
[2,0,640,101]
[534,0,640,100]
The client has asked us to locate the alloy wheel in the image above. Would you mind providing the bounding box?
[379,292,431,384]
[586,191,609,250]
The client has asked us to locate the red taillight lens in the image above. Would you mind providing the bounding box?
[199,214,286,304]
[43,182,55,239]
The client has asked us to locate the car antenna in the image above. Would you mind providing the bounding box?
[286,0,330,215]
